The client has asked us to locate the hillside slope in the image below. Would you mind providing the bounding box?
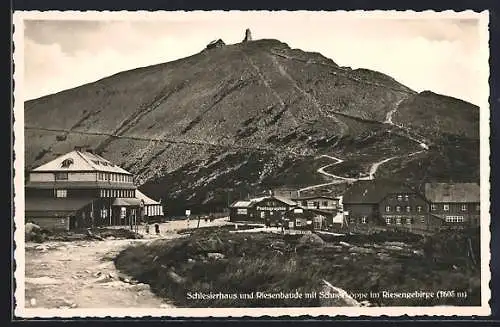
[24,38,480,215]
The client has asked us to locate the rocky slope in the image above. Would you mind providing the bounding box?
[24,37,480,215]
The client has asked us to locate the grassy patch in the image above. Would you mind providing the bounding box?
[114,228,480,307]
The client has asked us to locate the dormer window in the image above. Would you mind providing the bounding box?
[60,158,74,168]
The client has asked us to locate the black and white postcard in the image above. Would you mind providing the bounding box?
[13,10,491,317]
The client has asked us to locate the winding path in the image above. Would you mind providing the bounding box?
[298,94,430,194]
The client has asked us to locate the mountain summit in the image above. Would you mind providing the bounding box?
[24,35,480,214]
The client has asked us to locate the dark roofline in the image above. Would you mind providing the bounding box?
[30,169,133,175]
[292,195,338,201]
[342,179,422,204]
[25,181,137,190]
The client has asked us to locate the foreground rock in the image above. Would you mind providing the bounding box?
[319,280,362,307]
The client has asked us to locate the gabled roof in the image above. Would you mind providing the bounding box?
[135,190,161,205]
[342,180,417,204]
[230,196,297,208]
[32,150,132,174]
[424,183,480,203]
[230,200,252,208]
[271,196,297,206]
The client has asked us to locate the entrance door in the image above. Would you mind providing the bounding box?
[69,216,77,230]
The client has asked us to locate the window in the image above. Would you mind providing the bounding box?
[313,201,320,208]
[421,217,426,224]
[100,208,108,219]
[461,204,467,212]
[385,206,391,212]
[237,208,248,215]
[431,204,436,211]
[301,200,307,206]
[386,217,391,225]
[476,204,480,212]
[446,216,464,223]
[60,158,74,168]
[260,212,265,219]
[443,204,449,211]
[55,189,67,198]
[417,205,422,212]
[349,217,355,224]
[404,194,409,201]
[322,201,328,207]
[396,205,401,212]
[361,217,367,224]
[397,195,403,201]
[405,206,411,212]
[406,218,412,225]
[55,172,68,180]
[396,217,401,225]
[120,207,126,219]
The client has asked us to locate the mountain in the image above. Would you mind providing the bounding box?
[24,36,480,215]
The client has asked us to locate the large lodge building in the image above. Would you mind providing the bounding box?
[342,180,481,232]
[25,147,163,231]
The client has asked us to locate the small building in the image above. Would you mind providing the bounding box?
[206,39,225,50]
[229,200,254,222]
[136,190,164,223]
[425,182,480,229]
[272,187,300,200]
[229,196,297,225]
[283,207,333,231]
[342,180,434,231]
[292,195,340,213]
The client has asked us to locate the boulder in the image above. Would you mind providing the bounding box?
[207,252,225,260]
[25,222,41,235]
[299,233,325,246]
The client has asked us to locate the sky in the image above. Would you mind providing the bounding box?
[22,11,486,105]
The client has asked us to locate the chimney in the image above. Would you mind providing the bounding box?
[74,146,83,152]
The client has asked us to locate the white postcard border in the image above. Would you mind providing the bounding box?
[13,9,492,318]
